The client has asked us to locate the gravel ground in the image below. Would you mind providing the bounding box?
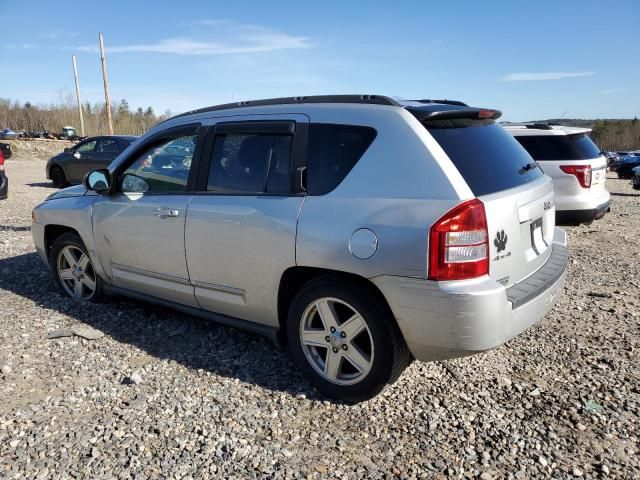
[0,145,639,479]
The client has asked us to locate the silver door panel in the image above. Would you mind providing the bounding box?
[111,263,199,307]
[92,193,197,306]
[192,281,247,310]
[184,113,307,327]
[185,195,302,326]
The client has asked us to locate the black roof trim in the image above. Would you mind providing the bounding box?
[163,95,400,124]
[501,122,553,130]
[409,99,469,107]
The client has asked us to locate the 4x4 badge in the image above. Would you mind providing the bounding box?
[494,230,508,252]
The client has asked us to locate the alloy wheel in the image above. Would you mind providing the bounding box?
[299,297,374,386]
[57,245,97,300]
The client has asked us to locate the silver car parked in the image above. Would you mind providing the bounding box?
[32,95,569,402]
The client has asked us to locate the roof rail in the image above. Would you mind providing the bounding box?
[164,94,401,123]
[410,99,469,107]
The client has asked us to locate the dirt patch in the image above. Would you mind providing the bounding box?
[2,138,75,162]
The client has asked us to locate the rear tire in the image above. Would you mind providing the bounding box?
[287,277,411,403]
[50,232,103,302]
[50,166,68,188]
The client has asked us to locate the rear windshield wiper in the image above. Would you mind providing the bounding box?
[518,162,539,175]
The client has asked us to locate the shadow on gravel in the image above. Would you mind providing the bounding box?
[26,182,56,188]
[610,192,640,197]
[0,252,322,401]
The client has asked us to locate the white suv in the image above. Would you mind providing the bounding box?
[505,124,610,225]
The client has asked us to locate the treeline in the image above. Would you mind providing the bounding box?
[591,119,640,151]
[0,96,172,137]
[534,117,640,151]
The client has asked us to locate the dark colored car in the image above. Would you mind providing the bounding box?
[604,151,619,169]
[0,142,11,160]
[616,155,640,179]
[46,135,137,187]
[633,166,640,190]
[0,148,7,200]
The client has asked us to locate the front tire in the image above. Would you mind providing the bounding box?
[50,166,68,188]
[287,277,410,403]
[50,232,103,302]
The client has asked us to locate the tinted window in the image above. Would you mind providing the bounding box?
[121,134,197,193]
[515,134,601,161]
[207,133,292,194]
[307,124,377,195]
[75,140,97,153]
[424,120,543,196]
[96,138,118,153]
[122,138,136,148]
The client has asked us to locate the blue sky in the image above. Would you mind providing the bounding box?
[1,0,638,121]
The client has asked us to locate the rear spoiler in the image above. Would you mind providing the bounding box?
[407,106,502,122]
[409,99,469,107]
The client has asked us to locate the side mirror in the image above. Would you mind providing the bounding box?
[73,152,81,159]
[83,169,110,193]
[64,148,71,153]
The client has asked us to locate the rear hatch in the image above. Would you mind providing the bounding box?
[407,104,555,287]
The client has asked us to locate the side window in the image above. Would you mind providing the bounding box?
[120,134,197,193]
[207,133,292,194]
[96,138,118,153]
[307,124,377,195]
[75,140,97,153]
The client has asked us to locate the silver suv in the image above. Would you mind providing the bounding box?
[32,95,569,402]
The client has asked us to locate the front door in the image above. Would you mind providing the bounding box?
[185,115,308,326]
[67,138,98,183]
[92,124,202,306]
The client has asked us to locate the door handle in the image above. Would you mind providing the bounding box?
[153,208,180,218]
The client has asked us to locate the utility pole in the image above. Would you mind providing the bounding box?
[71,55,85,137]
[99,32,113,134]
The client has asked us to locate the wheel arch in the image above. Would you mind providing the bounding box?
[277,266,397,344]
[49,163,64,176]
[44,225,82,257]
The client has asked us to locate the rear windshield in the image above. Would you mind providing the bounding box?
[424,120,543,196]
[514,134,601,161]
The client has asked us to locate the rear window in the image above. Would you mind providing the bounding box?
[514,134,601,161]
[424,120,543,196]
[307,124,377,195]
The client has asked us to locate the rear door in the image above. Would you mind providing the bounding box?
[185,114,308,327]
[422,118,553,287]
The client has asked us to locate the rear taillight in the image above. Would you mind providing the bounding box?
[0,150,4,171]
[560,165,591,188]
[428,198,489,281]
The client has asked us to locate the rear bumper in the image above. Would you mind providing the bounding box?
[373,228,569,362]
[556,199,610,225]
